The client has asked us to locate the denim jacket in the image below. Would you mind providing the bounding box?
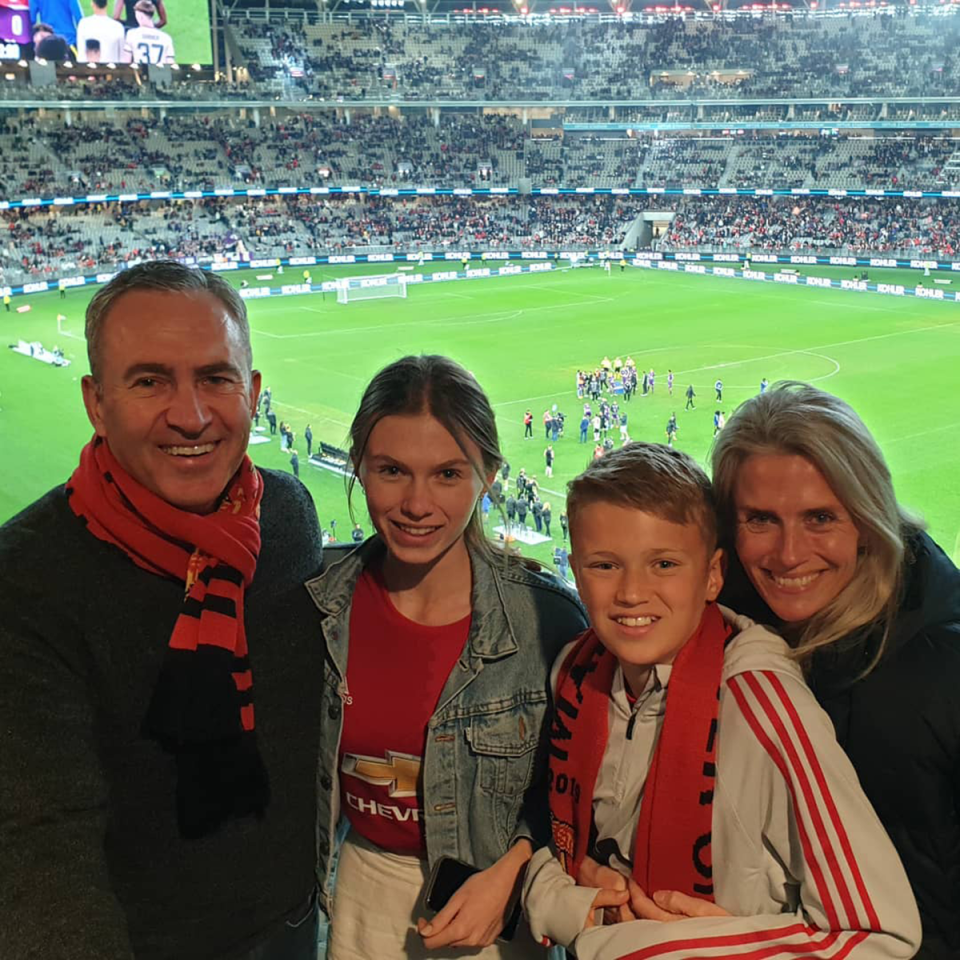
[305,537,588,914]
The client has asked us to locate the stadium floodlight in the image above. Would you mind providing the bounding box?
[106,62,116,69]
[191,63,202,71]
[336,274,408,304]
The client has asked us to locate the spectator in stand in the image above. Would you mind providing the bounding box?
[0,261,324,959]
[714,383,960,958]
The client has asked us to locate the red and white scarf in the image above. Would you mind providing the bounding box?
[548,602,731,899]
[67,435,268,838]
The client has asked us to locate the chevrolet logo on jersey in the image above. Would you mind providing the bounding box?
[341,751,421,798]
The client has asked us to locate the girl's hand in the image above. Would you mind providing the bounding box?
[417,842,531,949]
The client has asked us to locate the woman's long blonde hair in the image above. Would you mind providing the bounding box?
[711,382,922,673]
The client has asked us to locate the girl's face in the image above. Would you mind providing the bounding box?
[359,411,490,569]
[733,453,861,624]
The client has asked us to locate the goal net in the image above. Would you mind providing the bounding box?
[336,273,408,304]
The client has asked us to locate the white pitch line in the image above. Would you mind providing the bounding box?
[881,421,960,446]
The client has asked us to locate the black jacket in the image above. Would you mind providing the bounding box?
[0,471,325,960]
[722,531,960,959]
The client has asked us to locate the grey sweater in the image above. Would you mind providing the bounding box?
[0,469,325,960]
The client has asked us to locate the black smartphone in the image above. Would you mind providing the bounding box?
[422,856,522,942]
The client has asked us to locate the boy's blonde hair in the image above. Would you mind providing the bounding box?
[566,442,718,553]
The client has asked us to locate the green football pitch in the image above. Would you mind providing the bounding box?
[3,263,960,572]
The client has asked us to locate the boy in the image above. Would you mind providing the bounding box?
[522,443,919,958]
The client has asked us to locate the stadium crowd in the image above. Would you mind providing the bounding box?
[660,195,960,256]
[0,110,958,199]
[228,11,960,102]
[6,191,960,286]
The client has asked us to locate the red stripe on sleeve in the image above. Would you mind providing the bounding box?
[742,672,862,929]
[728,676,840,929]
[614,922,817,960]
[764,672,881,932]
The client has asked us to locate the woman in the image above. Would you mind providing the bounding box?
[712,381,960,960]
[305,355,587,959]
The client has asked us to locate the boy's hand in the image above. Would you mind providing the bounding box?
[628,881,732,921]
[577,856,637,924]
[583,886,631,929]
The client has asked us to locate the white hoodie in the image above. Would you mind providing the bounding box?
[522,607,922,959]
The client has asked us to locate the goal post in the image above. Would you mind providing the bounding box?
[336,273,408,304]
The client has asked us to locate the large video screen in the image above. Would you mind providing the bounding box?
[0,0,213,64]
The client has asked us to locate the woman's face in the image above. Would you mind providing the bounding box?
[359,411,490,568]
[733,453,861,624]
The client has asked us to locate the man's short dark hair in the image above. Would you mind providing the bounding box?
[84,261,252,381]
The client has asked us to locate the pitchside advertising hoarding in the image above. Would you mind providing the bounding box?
[0,0,212,64]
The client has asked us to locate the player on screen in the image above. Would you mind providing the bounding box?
[76,0,124,62]
[121,0,172,64]
[28,0,82,46]
[111,0,163,28]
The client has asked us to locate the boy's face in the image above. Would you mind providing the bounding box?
[570,501,723,674]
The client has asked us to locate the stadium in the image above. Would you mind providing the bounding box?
[2,0,960,568]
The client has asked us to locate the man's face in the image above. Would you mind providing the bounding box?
[82,289,260,514]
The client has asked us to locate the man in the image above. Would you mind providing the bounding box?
[351,523,364,544]
[4,292,11,311]
[76,0,125,63]
[515,495,528,531]
[544,444,554,478]
[715,377,723,402]
[112,0,165,28]
[289,447,299,479]
[523,409,533,439]
[666,411,678,447]
[304,423,313,458]
[505,493,517,531]
[685,383,696,410]
[121,0,174,64]
[0,262,324,960]
[266,408,277,435]
[29,0,81,46]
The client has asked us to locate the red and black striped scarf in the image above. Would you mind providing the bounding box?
[67,436,268,839]
[548,602,730,900]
